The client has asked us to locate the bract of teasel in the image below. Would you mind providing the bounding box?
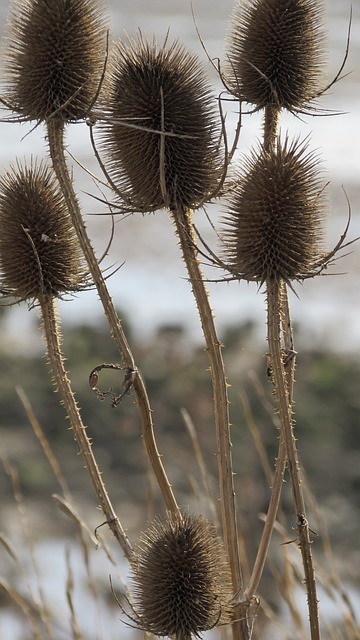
[221,136,328,285]
[3,0,108,123]
[0,160,87,302]
[96,33,223,213]
[225,0,327,111]
[130,512,232,639]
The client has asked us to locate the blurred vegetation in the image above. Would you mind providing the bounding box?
[0,305,359,562]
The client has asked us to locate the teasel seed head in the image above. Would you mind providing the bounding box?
[222,137,327,284]
[226,0,326,110]
[97,34,222,211]
[4,0,107,122]
[0,160,86,301]
[131,512,232,639]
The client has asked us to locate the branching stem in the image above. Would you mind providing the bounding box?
[245,439,286,601]
[245,284,295,601]
[266,277,320,640]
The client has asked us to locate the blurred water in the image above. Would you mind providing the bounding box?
[1,536,359,639]
[0,536,135,640]
[0,534,238,639]
[0,0,359,351]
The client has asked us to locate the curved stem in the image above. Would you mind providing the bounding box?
[46,116,178,517]
[40,295,134,561]
[172,206,249,640]
[266,277,320,640]
[245,440,286,600]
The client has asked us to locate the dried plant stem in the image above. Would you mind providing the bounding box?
[172,206,249,640]
[245,438,286,601]
[181,407,219,528]
[266,277,320,640]
[280,281,296,405]
[16,385,72,502]
[243,284,295,599]
[46,117,178,517]
[39,294,134,561]
[244,102,287,602]
[2,459,55,639]
[263,105,280,151]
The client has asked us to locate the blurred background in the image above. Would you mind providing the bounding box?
[0,0,359,349]
[0,1,359,639]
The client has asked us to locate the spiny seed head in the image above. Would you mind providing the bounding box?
[131,512,232,639]
[97,34,222,211]
[226,0,326,110]
[4,0,107,122]
[0,160,85,301]
[222,137,327,284]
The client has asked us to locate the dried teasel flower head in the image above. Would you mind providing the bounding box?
[225,0,326,110]
[130,512,232,639]
[97,34,222,212]
[4,0,107,122]
[222,137,327,285]
[0,160,86,301]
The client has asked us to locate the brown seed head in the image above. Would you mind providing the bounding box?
[226,0,326,110]
[131,512,232,639]
[222,137,327,284]
[4,0,107,122]
[97,34,222,211]
[0,160,85,301]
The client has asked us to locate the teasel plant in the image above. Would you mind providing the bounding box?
[0,156,232,640]
[1,3,239,637]
[126,511,233,640]
[195,0,354,638]
[0,159,134,560]
[2,0,179,519]
[0,0,355,639]
[0,160,238,640]
[94,32,254,639]
[220,138,331,638]
[91,5,353,635]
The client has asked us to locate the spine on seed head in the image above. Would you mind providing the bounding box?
[97,34,222,211]
[0,160,86,301]
[226,0,326,110]
[4,0,107,122]
[131,512,232,639]
[222,137,327,285]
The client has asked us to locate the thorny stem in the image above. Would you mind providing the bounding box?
[46,117,179,517]
[245,102,286,603]
[280,282,296,405]
[244,97,319,639]
[39,295,134,561]
[245,283,295,600]
[172,206,249,640]
[263,105,280,151]
[266,277,320,640]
